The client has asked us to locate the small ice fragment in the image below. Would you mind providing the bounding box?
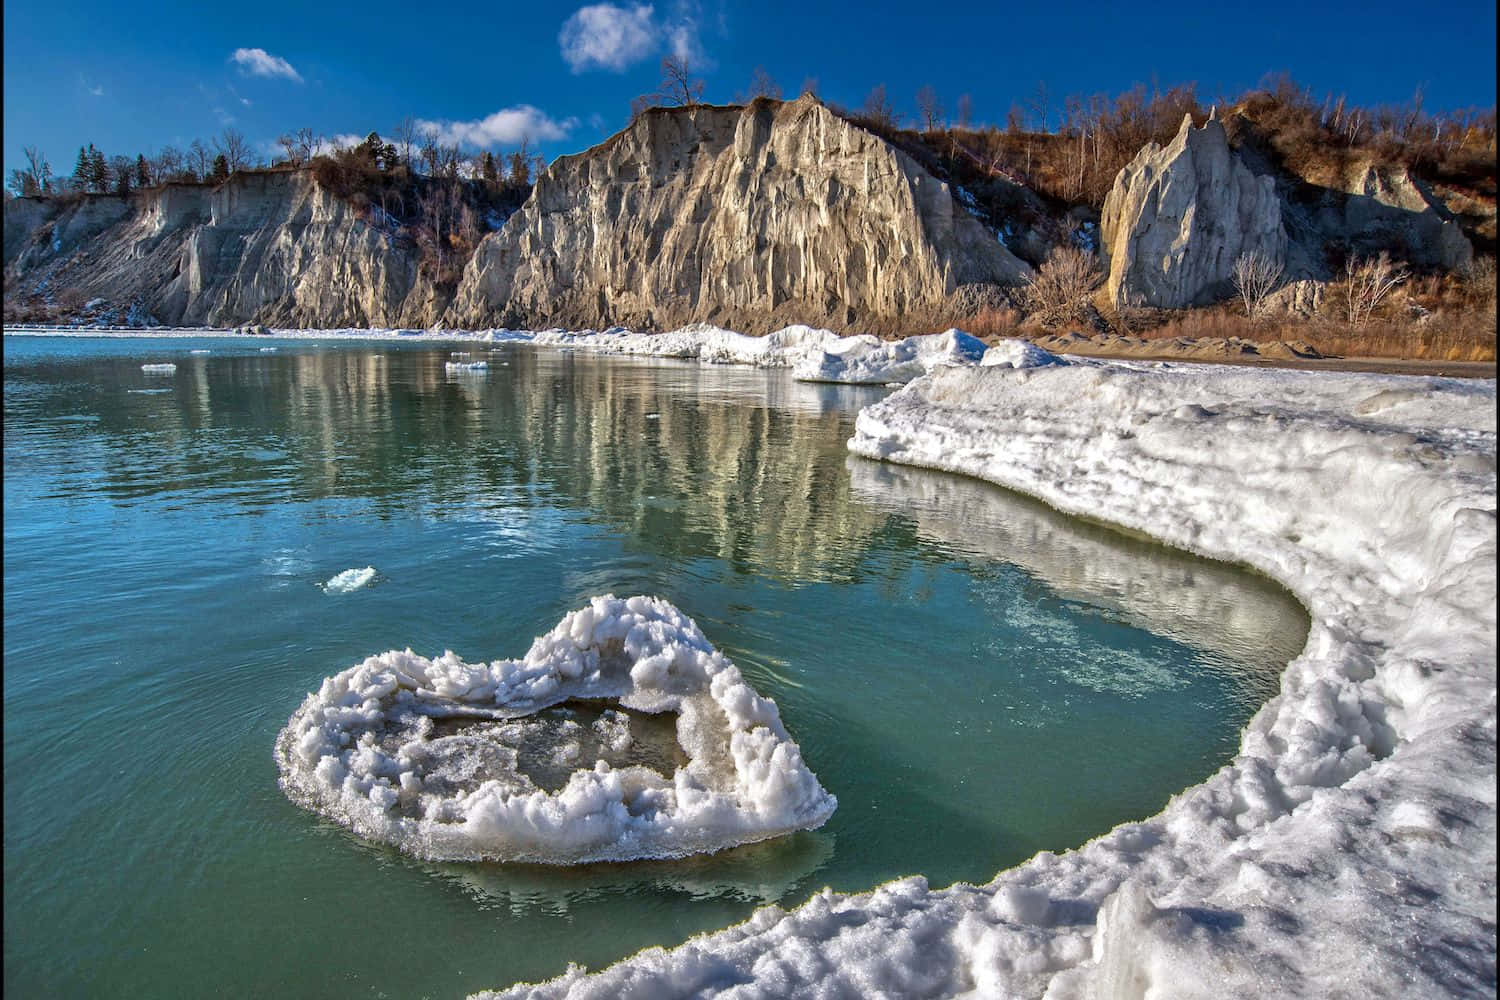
[445,361,489,373]
[645,413,660,420]
[190,349,211,355]
[140,364,177,374]
[323,567,378,594]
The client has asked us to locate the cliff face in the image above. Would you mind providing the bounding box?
[1101,113,1286,310]
[4,171,444,327]
[448,96,1031,333]
[1100,113,1478,311]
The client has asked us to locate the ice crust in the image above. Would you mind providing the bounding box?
[322,566,377,594]
[276,595,836,863]
[473,360,1496,998]
[529,324,994,384]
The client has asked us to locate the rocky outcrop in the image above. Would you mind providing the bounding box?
[1101,112,1285,309]
[1320,162,1472,271]
[4,171,444,327]
[448,95,1031,333]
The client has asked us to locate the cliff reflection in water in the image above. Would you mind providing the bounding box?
[32,341,1305,693]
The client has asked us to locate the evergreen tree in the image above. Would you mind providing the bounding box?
[135,154,150,187]
[360,131,384,168]
[480,151,497,183]
[506,148,529,186]
[74,146,90,191]
[89,147,107,192]
[209,153,230,183]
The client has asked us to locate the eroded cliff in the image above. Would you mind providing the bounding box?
[447,96,1031,333]
[4,171,445,327]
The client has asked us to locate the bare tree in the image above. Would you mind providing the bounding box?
[189,140,212,181]
[862,84,899,130]
[916,84,944,132]
[956,94,973,130]
[1232,250,1285,321]
[215,128,253,173]
[741,65,781,102]
[418,131,440,175]
[660,55,704,107]
[1344,252,1409,326]
[392,116,419,169]
[152,146,185,183]
[1029,80,1050,133]
[1022,246,1101,327]
[12,146,54,196]
[277,127,319,167]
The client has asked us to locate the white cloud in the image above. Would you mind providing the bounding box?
[559,4,658,72]
[231,47,303,83]
[89,84,105,97]
[415,106,577,148]
[314,134,365,155]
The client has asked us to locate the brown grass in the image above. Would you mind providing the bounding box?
[1115,299,1495,362]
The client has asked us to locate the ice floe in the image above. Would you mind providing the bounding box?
[322,567,378,594]
[139,363,177,374]
[276,595,836,864]
[471,359,1495,998]
[445,360,490,373]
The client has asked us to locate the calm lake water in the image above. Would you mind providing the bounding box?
[3,335,1309,999]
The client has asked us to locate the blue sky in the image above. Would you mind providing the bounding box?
[4,0,1496,181]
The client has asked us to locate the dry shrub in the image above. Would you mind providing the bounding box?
[1022,246,1100,326]
[1232,250,1284,320]
[1344,252,1409,326]
[958,305,1022,339]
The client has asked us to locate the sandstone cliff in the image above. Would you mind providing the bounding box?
[1100,112,1286,309]
[447,96,1031,333]
[4,171,445,327]
[1100,112,1478,312]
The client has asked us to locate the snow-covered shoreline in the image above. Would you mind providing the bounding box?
[3,323,997,386]
[473,351,1496,997]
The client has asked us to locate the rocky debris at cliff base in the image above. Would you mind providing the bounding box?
[1031,331,1324,362]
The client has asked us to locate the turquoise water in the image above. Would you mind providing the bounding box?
[3,336,1308,998]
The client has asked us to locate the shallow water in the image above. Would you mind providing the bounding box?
[3,335,1308,998]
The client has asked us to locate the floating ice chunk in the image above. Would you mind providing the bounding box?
[445,361,489,373]
[140,363,177,374]
[189,349,211,354]
[275,595,836,863]
[259,347,278,352]
[451,351,472,357]
[322,567,378,594]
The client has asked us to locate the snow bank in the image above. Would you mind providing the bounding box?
[322,567,377,594]
[475,361,1495,998]
[531,324,1003,384]
[276,595,836,864]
